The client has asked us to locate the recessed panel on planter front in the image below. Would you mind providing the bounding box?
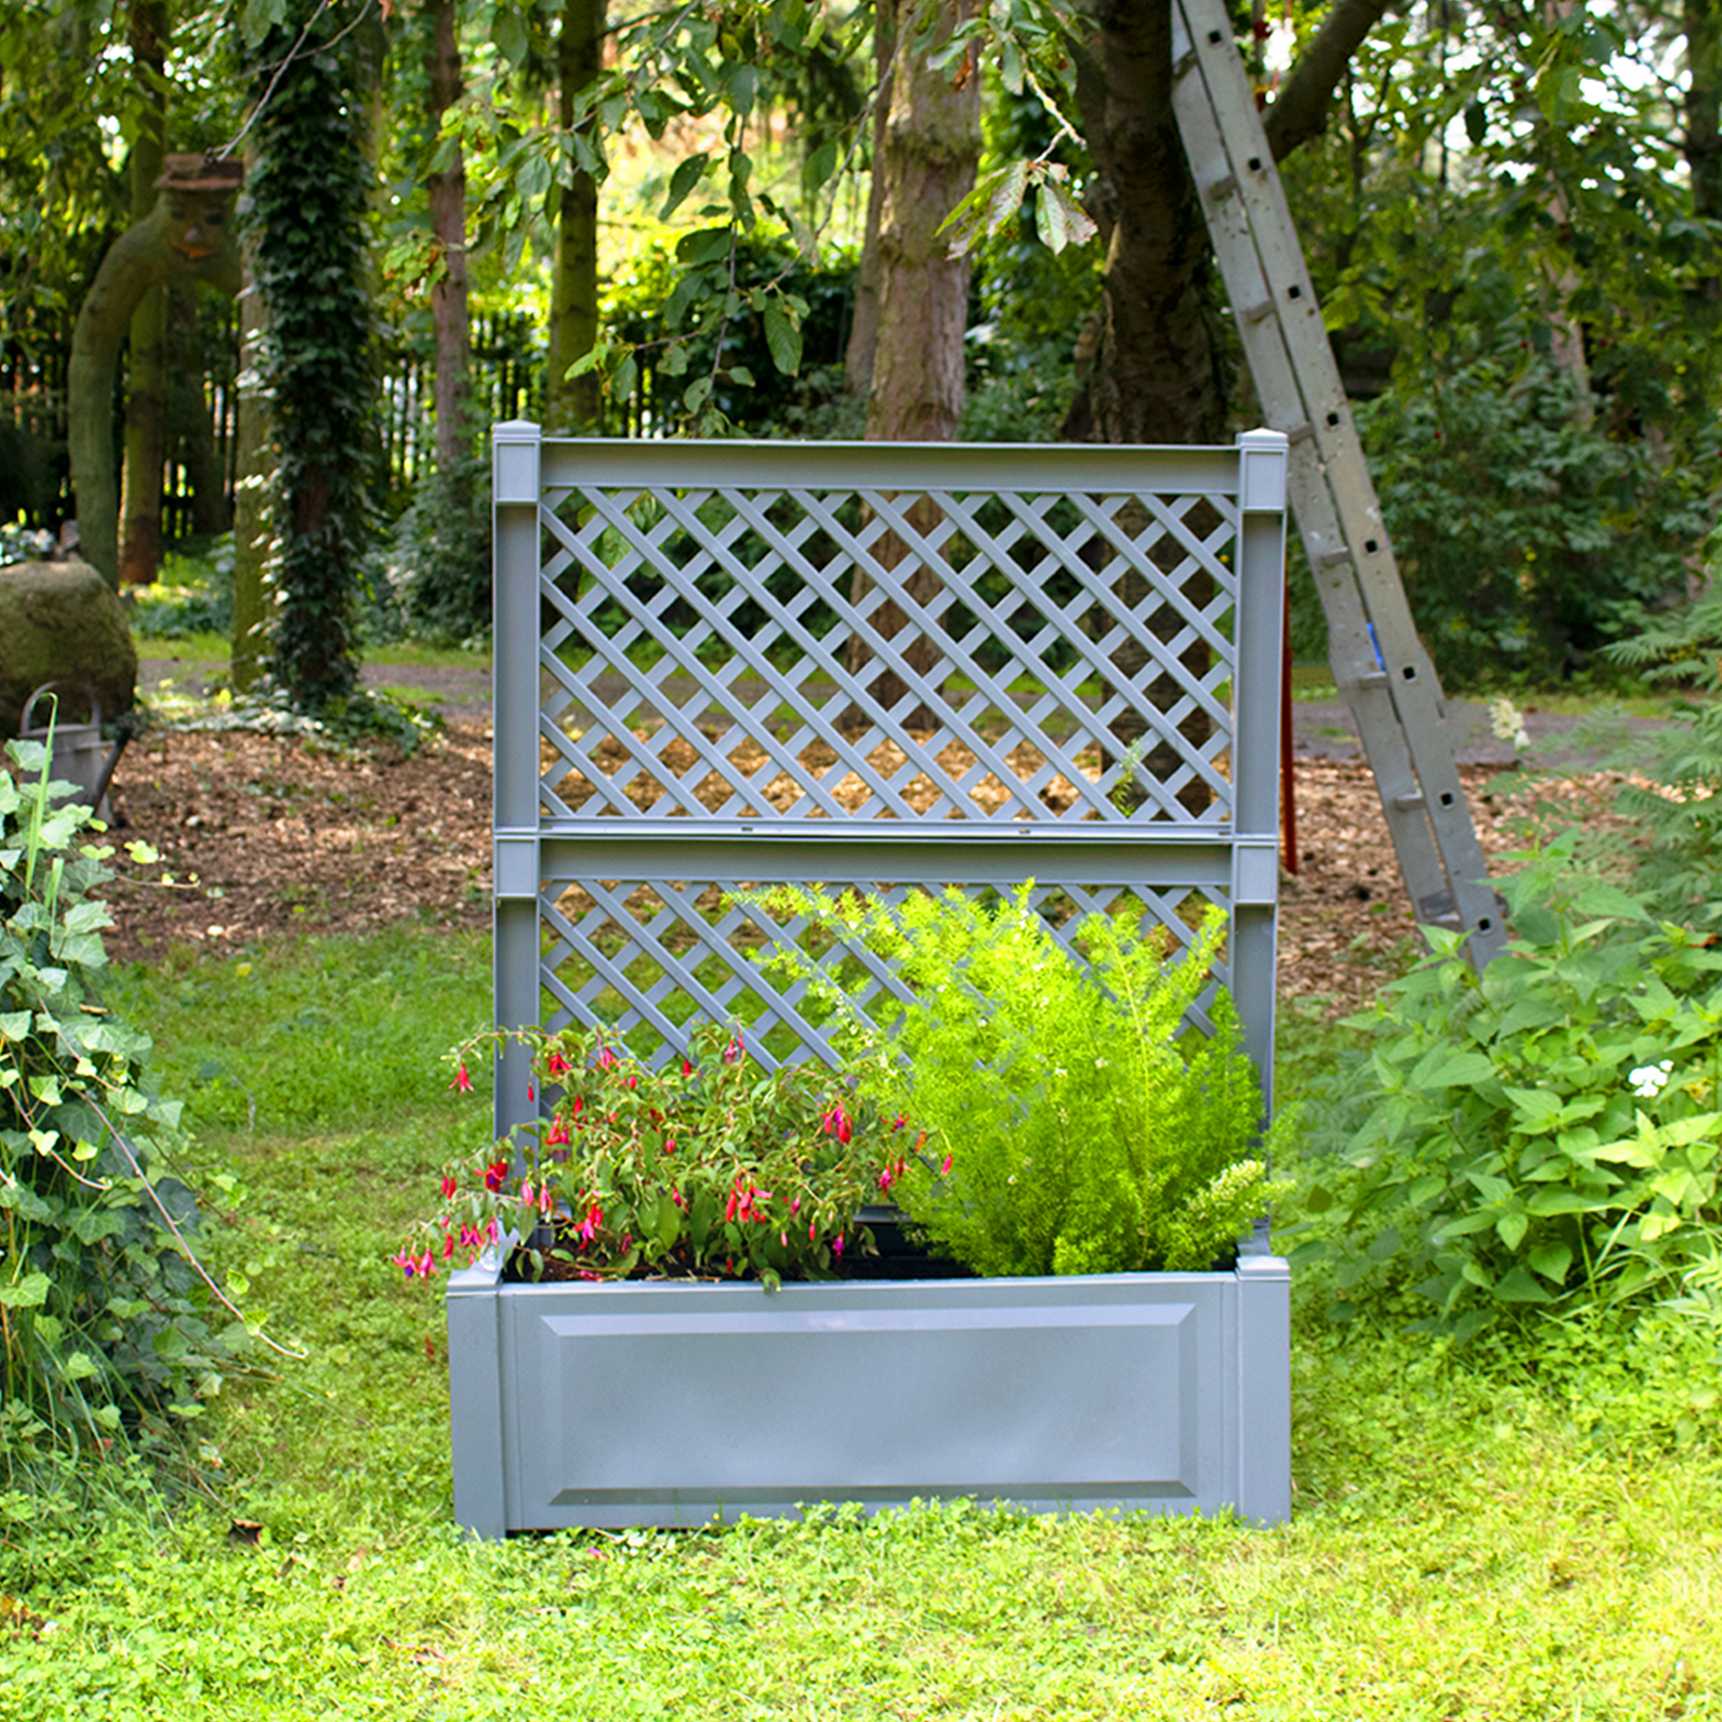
[501,1277,1227,1528]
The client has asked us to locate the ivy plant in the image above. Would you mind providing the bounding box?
[0,738,252,1490]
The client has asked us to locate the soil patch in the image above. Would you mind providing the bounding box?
[98,721,1615,1013]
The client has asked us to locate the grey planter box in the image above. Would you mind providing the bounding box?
[447,1248,1291,1535]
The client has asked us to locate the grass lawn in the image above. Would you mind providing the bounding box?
[3,929,1719,1720]
[136,634,490,673]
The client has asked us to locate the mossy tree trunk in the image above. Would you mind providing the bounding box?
[546,0,602,432]
[69,197,241,588]
[231,200,268,694]
[427,0,472,465]
[842,0,896,397]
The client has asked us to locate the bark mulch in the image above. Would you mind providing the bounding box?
[99,722,1616,1015]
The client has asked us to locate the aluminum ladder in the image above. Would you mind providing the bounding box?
[1172,0,1507,965]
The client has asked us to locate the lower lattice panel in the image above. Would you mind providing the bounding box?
[537,878,1231,1069]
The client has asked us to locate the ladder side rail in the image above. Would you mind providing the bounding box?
[1169,61,1456,920]
[1173,0,1507,961]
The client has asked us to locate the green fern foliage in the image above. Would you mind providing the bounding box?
[754,885,1288,1277]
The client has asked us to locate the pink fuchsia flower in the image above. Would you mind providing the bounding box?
[941,1153,953,1176]
[547,1052,572,1078]
[878,1168,893,1192]
[392,1250,416,1279]
[544,1117,571,1148]
[451,1064,474,1094]
[539,1184,555,1216]
[723,1032,745,1065]
[821,1102,853,1145]
[893,1113,907,1132]
[790,1195,801,1215]
[578,1202,604,1245]
[440,1174,458,1200]
[663,1136,677,1155]
[442,1231,456,1261]
[596,1045,618,1071]
[780,1230,789,1248]
[483,1158,509,1194]
[832,1234,844,1258]
[416,1250,437,1278]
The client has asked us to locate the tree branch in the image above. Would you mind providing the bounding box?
[1263,0,1397,162]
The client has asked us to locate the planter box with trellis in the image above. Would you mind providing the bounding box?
[448,423,1292,1535]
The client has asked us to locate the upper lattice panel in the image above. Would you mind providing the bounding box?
[533,444,1243,828]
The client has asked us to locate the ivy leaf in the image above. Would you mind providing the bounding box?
[0,1271,50,1309]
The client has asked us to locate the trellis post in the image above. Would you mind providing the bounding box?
[1231,428,1288,1114]
[491,418,542,1145]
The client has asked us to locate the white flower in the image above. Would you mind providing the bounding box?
[1488,696,1530,752]
[1629,1062,1673,1100]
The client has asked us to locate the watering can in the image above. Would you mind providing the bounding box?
[18,683,130,823]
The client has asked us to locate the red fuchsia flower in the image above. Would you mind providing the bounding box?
[624,1074,638,1090]
[596,1045,618,1070]
[832,1234,845,1258]
[538,1184,555,1216]
[663,1136,676,1154]
[578,1202,604,1245]
[545,1117,571,1148]
[547,1052,572,1078]
[485,1219,500,1244]
[527,1083,535,1103]
[671,1187,685,1208]
[571,1095,584,1117]
[941,1153,954,1176]
[893,1113,907,1132]
[442,1231,456,1261]
[724,1188,738,1224]
[483,1158,509,1194]
[681,1058,696,1078]
[878,1168,893,1192]
[392,1250,415,1279]
[440,1174,458,1200]
[451,1064,474,1094]
[821,1102,853,1145]
[790,1195,801,1215]
[808,1221,817,1242]
[723,1032,745,1065]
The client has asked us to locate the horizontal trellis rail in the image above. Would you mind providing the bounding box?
[490,425,1289,1145]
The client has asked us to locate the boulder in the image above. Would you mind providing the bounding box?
[0,560,137,741]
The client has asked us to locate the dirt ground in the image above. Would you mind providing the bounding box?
[96,711,1613,1014]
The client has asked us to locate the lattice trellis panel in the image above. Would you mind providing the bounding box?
[490,430,1288,1128]
[539,878,1234,1071]
[537,480,1237,827]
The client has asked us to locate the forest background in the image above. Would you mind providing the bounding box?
[2,0,1719,705]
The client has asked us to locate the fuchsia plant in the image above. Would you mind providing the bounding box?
[396,1022,927,1290]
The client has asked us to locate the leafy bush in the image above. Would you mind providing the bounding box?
[386,443,491,645]
[400,1021,901,1289]
[1291,360,1703,685]
[0,739,249,1489]
[131,536,235,639]
[757,886,1287,1277]
[1292,839,1722,1339]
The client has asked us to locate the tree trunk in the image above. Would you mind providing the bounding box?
[231,189,268,693]
[1065,0,1226,810]
[843,0,896,396]
[167,288,230,536]
[546,0,602,432]
[427,0,472,464]
[119,0,169,587]
[849,0,979,728]
[69,196,242,587]
[1687,0,1721,300]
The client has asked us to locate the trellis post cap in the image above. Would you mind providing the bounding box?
[1235,428,1288,514]
[493,420,542,505]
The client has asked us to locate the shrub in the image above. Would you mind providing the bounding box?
[0,738,249,1490]
[754,886,1287,1277]
[399,1021,901,1290]
[386,443,491,645]
[1291,838,1722,1339]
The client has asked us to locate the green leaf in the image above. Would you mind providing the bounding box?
[762,301,802,376]
[1528,1242,1573,1283]
[1495,1211,1528,1250]
[1494,1267,1554,1303]
[0,1271,50,1308]
[1410,1047,1496,1090]
[660,152,709,220]
[1525,1188,1611,1216]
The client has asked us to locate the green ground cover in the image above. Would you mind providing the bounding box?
[3,929,1718,1719]
[136,636,490,673]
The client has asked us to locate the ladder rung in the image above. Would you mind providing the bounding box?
[1315,548,1351,569]
[1285,422,1314,445]
[1391,791,1426,812]
[1206,174,1237,202]
[1352,669,1389,688]
[1173,47,1197,79]
[1241,298,1276,324]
